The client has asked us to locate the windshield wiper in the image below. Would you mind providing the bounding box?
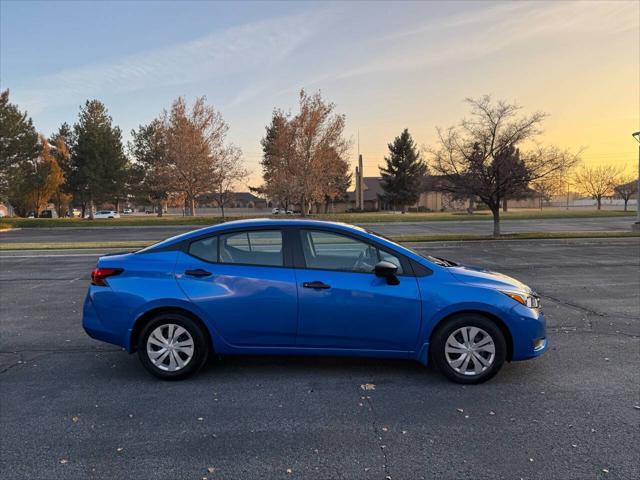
[424,255,458,267]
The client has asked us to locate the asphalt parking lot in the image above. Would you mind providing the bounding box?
[0,216,632,243]
[0,238,639,479]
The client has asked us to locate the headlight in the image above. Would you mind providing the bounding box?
[502,291,541,309]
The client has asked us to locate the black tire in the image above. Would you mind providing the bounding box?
[431,314,506,384]
[137,312,210,380]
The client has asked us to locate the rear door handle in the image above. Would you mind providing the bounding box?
[185,268,212,278]
[303,281,331,290]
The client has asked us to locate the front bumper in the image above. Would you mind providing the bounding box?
[509,303,548,361]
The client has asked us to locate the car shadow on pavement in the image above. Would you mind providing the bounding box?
[83,347,537,388]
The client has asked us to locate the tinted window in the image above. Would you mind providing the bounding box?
[188,236,218,263]
[300,230,403,274]
[219,230,283,267]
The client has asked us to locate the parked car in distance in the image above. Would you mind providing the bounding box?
[83,219,547,383]
[272,208,293,215]
[88,210,120,219]
[71,208,82,218]
[122,208,133,215]
[39,209,58,218]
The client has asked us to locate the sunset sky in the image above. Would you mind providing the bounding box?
[1,0,638,186]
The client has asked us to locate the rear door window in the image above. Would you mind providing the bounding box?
[219,230,283,267]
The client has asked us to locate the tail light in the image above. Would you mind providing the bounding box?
[91,267,123,286]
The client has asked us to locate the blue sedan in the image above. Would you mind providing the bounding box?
[83,219,547,383]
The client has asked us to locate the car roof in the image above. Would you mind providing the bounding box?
[140,218,368,252]
[208,217,362,230]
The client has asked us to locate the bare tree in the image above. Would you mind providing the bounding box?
[320,147,352,213]
[573,164,623,210]
[164,97,240,216]
[530,166,571,209]
[428,96,580,235]
[8,136,65,216]
[50,136,72,217]
[211,145,248,218]
[613,174,638,211]
[256,90,351,216]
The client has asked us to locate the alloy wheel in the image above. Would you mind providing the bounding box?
[146,323,195,372]
[444,326,496,376]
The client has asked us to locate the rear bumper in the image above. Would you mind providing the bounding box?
[82,293,127,349]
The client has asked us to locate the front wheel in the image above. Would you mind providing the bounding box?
[431,315,506,384]
[137,313,209,380]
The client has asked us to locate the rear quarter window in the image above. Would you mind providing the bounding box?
[188,236,218,263]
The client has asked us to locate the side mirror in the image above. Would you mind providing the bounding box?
[374,261,399,285]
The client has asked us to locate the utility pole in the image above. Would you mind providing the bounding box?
[358,154,364,210]
[355,165,360,210]
[355,129,364,211]
[632,131,640,230]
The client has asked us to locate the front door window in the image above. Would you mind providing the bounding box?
[300,230,402,274]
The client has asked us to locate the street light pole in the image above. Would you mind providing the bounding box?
[633,131,640,230]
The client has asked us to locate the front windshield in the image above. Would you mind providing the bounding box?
[366,229,458,267]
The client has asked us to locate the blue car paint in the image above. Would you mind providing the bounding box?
[175,251,299,347]
[294,268,421,351]
[82,219,547,365]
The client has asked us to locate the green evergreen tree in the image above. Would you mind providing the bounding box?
[129,118,170,216]
[379,128,427,211]
[50,122,74,147]
[70,100,128,218]
[256,111,293,208]
[0,90,40,200]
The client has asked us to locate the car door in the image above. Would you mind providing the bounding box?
[175,228,298,348]
[294,229,422,352]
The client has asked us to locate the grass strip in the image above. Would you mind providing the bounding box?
[392,231,640,243]
[0,241,151,250]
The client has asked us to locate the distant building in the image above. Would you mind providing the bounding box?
[345,174,459,212]
[227,192,268,209]
[346,176,387,211]
[0,202,14,217]
[347,160,542,212]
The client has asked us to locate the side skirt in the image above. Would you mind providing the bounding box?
[214,345,413,361]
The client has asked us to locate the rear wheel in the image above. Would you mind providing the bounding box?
[431,314,506,384]
[137,313,209,380]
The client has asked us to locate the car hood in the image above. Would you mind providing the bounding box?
[448,264,533,294]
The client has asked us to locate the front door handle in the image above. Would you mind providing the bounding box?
[303,281,331,290]
[185,268,212,278]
